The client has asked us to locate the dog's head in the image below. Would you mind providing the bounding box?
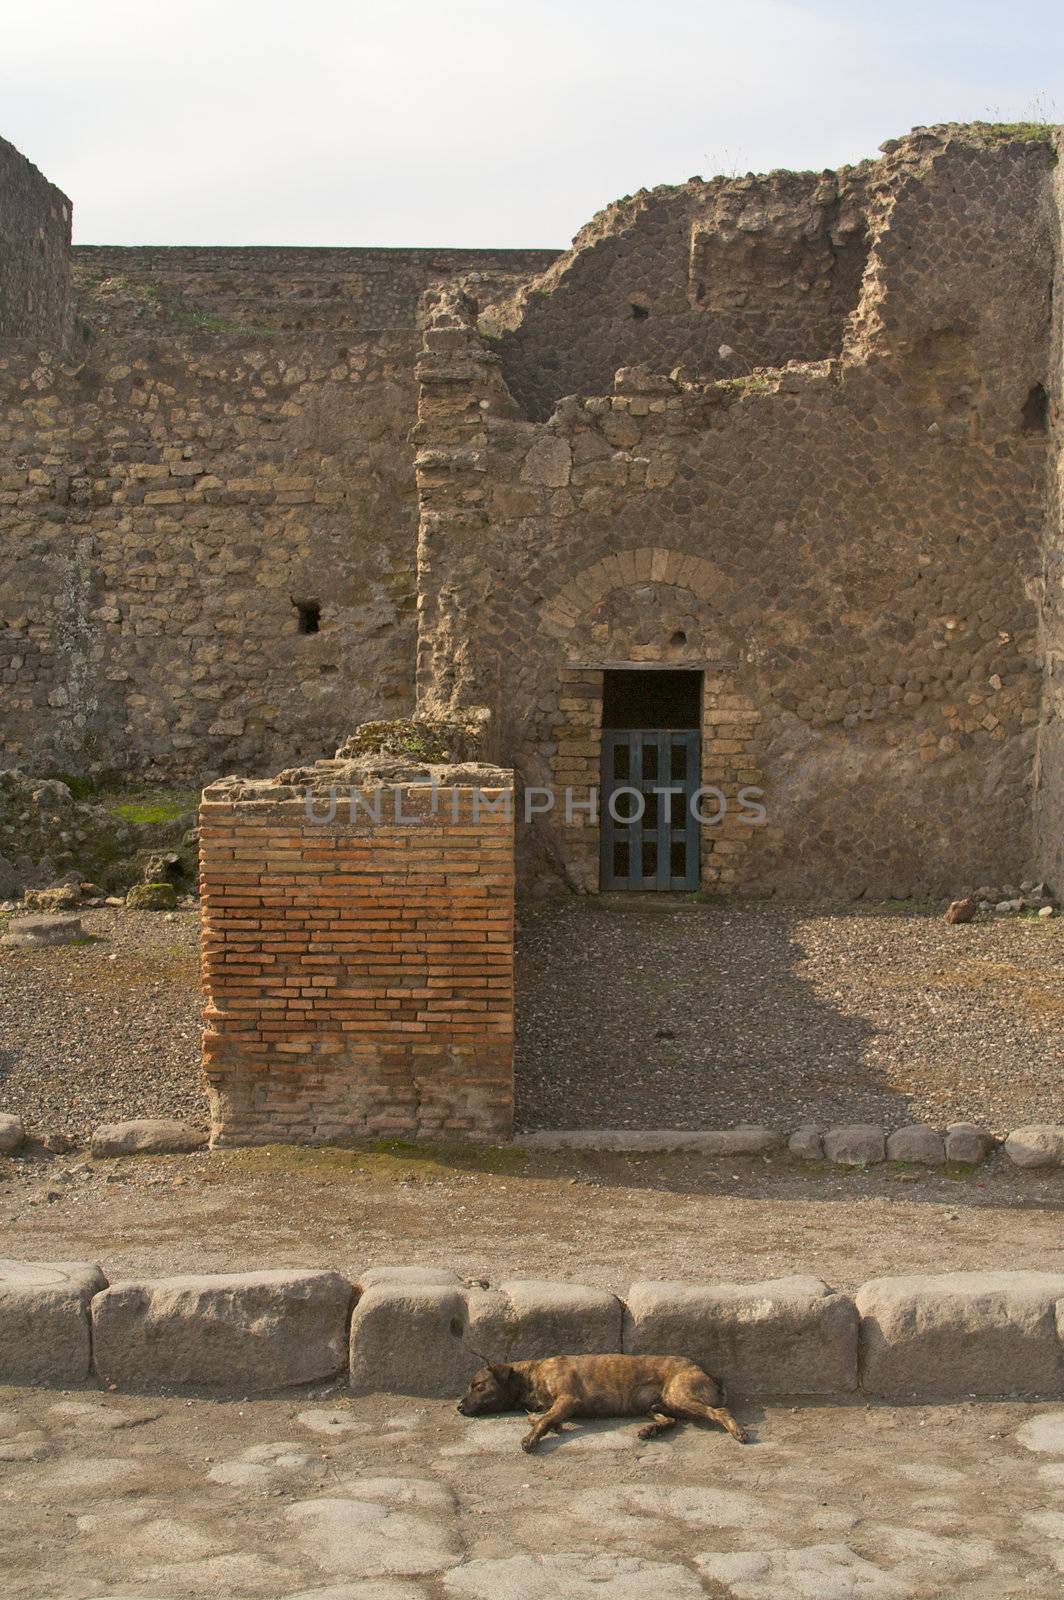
[456,1362,518,1416]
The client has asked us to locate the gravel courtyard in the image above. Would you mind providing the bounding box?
[0,1385,1062,1598]
[0,897,1061,1140]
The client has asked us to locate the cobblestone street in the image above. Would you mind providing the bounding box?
[0,1385,1062,1597]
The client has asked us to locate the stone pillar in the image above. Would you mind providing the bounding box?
[199,771,515,1145]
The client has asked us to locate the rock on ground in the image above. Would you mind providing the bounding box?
[90,1118,208,1157]
[1005,1127,1064,1168]
[824,1125,886,1165]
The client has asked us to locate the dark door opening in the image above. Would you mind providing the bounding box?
[600,669,702,891]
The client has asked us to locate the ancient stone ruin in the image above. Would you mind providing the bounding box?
[3,122,1063,1140]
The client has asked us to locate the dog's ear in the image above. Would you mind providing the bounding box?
[489,1362,514,1384]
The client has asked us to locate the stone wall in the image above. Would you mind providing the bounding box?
[416,128,1060,898]
[199,765,515,1145]
[0,239,557,784]
[486,167,871,421]
[0,137,72,347]
[1035,150,1064,892]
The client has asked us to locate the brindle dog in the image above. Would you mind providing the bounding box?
[457,1353,748,1452]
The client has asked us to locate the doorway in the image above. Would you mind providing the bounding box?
[599,669,702,891]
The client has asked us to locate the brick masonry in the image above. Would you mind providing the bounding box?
[199,774,515,1145]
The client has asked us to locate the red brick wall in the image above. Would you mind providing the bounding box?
[199,783,514,1144]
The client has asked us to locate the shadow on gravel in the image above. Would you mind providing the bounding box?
[515,897,889,1132]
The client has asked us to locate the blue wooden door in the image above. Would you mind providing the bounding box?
[600,729,701,890]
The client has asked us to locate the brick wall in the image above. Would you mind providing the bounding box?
[199,779,515,1145]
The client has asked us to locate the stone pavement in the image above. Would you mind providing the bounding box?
[0,1386,1062,1597]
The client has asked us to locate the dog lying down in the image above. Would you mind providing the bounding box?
[457,1353,749,1452]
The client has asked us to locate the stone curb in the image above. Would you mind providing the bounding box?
[3,1263,1064,1401]
[520,1122,1064,1167]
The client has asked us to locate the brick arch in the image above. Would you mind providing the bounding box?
[539,546,732,638]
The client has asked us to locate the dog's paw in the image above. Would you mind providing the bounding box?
[520,1435,539,1453]
[637,1424,656,1440]
[734,1427,750,1444]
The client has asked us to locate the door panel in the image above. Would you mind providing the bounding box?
[600,729,700,891]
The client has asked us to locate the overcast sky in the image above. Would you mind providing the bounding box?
[3,0,1062,248]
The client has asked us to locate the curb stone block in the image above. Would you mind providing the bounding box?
[945,1123,994,1163]
[886,1125,945,1164]
[519,1128,780,1154]
[1004,1126,1064,1168]
[788,1127,824,1160]
[0,1113,24,1154]
[466,1280,623,1362]
[90,1119,209,1158]
[349,1282,476,1398]
[0,1259,107,1383]
[622,1276,858,1394]
[823,1125,885,1165]
[856,1272,1064,1397]
[355,1266,464,1291]
[92,1270,353,1390]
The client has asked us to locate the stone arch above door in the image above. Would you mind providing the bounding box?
[540,546,737,662]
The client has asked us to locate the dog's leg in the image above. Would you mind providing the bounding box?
[520,1398,577,1453]
[682,1400,749,1443]
[637,1411,678,1441]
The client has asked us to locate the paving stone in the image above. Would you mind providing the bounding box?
[297,1407,373,1438]
[856,1272,1064,1397]
[573,1483,766,1535]
[694,1543,910,1598]
[823,1125,886,1165]
[443,1553,706,1599]
[285,1480,460,1578]
[349,1282,475,1398]
[0,1258,106,1383]
[141,1551,299,1595]
[0,914,83,948]
[285,1585,433,1600]
[441,1416,635,1455]
[1016,1411,1064,1453]
[92,1269,354,1391]
[1004,1126,1064,1168]
[90,1118,208,1157]
[208,1440,316,1489]
[466,1279,622,1361]
[885,1125,944,1164]
[623,1275,858,1394]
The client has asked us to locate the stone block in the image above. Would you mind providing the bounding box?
[90,1118,208,1157]
[520,1127,779,1155]
[0,915,82,948]
[886,1125,945,1164]
[356,1266,464,1291]
[1004,1126,1064,1168]
[788,1126,824,1159]
[0,1113,24,1154]
[823,1125,886,1165]
[349,1282,476,1398]
[623,1276,858,1394]
[466,1280,623,1362]
[92,1269,353,1390]
[945,1122,995,1163]
[856,1272,1064,1397]
[0,1259,107,1382]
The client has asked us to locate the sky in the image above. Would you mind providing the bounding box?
[2,0,1062,249]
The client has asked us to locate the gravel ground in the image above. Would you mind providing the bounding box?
[0,906,203,1139]
[515,897,1064,1133]
[1,897,1062,1140]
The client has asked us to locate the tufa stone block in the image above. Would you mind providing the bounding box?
[623,1276,858,1395]
[349,1282,477,1398]
[1004,1127,1064,1168]
[90,1119,208,1158]
[466,1280,623,1362]
[886,1125,945,1164]
[0,1259,107,1383]
[823,1125,886,1165]
[92,1269,353,1390]
[857,1272,1064,1398]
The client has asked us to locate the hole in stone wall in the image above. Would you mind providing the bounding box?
[294,599,321,635]
[449,1317,464,1338]
[670,630,688,647]
[1022,382,1049,434]
[630,300,650,320]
